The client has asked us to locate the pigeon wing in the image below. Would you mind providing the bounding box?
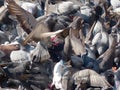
[6,0,37,34]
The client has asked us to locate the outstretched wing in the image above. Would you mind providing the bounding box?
[6,0,37,34]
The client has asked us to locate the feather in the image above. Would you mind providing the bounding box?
[85,20,97,44]
[113,7,120,15]
[80,5,92,18]
[71,55,83,69]
[6,0,37,34]
[22,25,64,46]
[10,50,30,63]
[63,36,72,60]
[0,6,7,22]
[92,20,102,36]
[72,69,112,89]
[52,60,66,89]
[57,1,80,15]
[97,34,116,72]
[70,29,86,55]
[21,2,37,15]
[110,0,120,9]
[6,0,72,46]
[30,42,50,62]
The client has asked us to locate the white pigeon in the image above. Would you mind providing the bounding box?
[52,60,66,89]
[10,49,30,63]
[110,0,120,15]
[21,2,37,15]
[56,1,80,15]
[110,0,120,9]
[92,20,103,36]
[9,39,32,63]
[113,7,120,15]
[80,5,93,18]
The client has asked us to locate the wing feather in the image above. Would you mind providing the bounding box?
[6,0,37,34]
[70,29,86,55]
[72,69,112,89]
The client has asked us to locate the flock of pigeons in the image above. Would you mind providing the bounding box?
[0,0,120,90]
